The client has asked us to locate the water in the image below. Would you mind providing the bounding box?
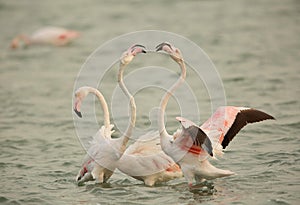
[0,0,299,204]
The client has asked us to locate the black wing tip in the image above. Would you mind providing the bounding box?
[221,109,275,149]
[243,109,276,123]
[197,128,213,157]
[266,113,276,120]
[74,109,82,118]
[205,139,214,157]
[221,139,231,149]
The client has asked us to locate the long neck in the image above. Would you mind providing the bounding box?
[159,59,186,138]
[118,63,137,153]
[89,87,110,129]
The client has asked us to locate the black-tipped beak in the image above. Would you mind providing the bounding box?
[131,44,147,54]
[155,42,172,52]
[74,97,82,118]
[74,108,82,118]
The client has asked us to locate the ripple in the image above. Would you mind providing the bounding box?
[268,198,291,205]
[0,196,8,203]
[3,199,21,205]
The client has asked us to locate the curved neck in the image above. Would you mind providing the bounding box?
[159,59,186,137]
[88,87,110,129]
[118,63,137,152]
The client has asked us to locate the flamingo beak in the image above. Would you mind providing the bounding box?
[76,175,82,181]
[74,98,82,118]
[130,44,147,55]
[155,42,172,52]
[156,42,183,62]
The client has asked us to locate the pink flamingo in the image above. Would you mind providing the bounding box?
[117,45,182,186]
[156,42,275,187]
[10,26,80,49]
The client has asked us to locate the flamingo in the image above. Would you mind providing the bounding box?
[74,45,146,184]
[74,86,116,184]
[10,26,80,49]
[116,45,183,186]
[156,42,275,186]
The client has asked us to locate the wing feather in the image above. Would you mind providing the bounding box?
[221,108,275,148]
[176,117,213,157]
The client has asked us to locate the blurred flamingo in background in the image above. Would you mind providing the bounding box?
[156,42,275,187]
[10,26,80,49]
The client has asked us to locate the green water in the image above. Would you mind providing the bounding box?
[0,0,299,204]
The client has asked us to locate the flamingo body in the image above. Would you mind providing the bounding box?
[11,26,80,48]
[173,107,274,185]
[115,45,182,186]
[117,131,182,186]
[156,42,275,186]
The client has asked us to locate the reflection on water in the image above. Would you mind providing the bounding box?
[0,0,299,204]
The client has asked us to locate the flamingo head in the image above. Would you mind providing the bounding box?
[120,44,146,65]
[74,86,90,118]
[156,42,183,62]
[10,38,20,49]
[76,157,95,184]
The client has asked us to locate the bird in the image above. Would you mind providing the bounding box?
[74,45,147,184]
[10,26,80,49]
[155,42,275,187]
[116,44,183,186]
[74,86,117,184]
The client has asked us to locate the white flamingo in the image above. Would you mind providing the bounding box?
[74,46,145,183]
[74,45,147,184]
[116,45,183,186]
[156,42,275,186]
[10,26,80,49]
[74,86,116,184]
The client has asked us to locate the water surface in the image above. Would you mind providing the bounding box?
[0,0,299,204]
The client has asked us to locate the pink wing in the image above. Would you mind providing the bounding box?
[200,106,275,149]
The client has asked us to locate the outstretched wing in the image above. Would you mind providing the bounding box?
[221,108,275,148]
[200,106,275,149]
